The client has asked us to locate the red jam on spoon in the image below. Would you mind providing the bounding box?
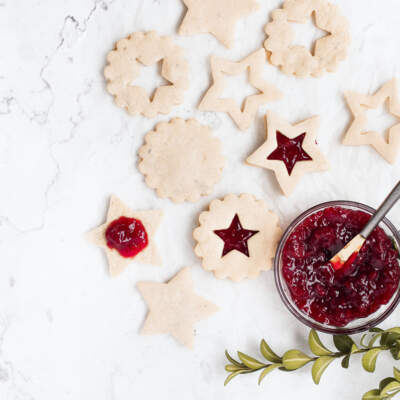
[267,131,312,175]
[214,214,259,257]
[105,216,148,258]
[282,206,400,327]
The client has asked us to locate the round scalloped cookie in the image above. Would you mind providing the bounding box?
[138,118,224,203]
[264,0,350,77]
[104,31,189,118]
[193,194,282,282]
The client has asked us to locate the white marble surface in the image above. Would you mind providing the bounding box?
[1,0,400,399]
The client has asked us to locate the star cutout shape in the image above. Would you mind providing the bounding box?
[267,131,312,175]
[214,214,259,257]
[87,195,163,277]
[343,79,400,164]
[198,49,282,131]
[178,0,259,48]
[137,267,218,349]
[247,112,329,196]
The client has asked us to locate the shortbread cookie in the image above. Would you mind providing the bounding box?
[193,194,282,282]
[104,31,189,118]
[138,118,224,203]
[199,49,282,131]
[137,267,218,349]
[179,0,259,48]
[247,112,329,196]
[343,79,400,164]
[264,0,350,77]
[87,196,163,276]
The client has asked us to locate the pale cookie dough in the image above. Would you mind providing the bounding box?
[247,112,329,196]
[104,31,189,118]
[264,0,350,77]
[138,118,224,203]
[343,79,400,164]
[87,195,163,277]
[179,0,259,48]
[193,194,282,282]
[198,49,282,131]
[137,267,218,349]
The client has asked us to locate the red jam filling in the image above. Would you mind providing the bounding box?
[267,131,312,175]
[214,214,259,257]
[105,216,148,258]
[282,206,400,327]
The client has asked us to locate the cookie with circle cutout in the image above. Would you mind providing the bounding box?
[343,79,400,164]
[104,31,189,118]
[87,195,163,277]
[264,0,350,77]
[138,118,224,203]
[193,194,282,282]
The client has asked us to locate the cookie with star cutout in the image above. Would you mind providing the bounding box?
[137,267,218,349]
[87,196,163,277]
[193,194,282,282]
[198,49,282,131]
[343,79,400,164]
[247,112,329,196]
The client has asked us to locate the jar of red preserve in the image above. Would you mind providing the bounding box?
[274,201,400,334]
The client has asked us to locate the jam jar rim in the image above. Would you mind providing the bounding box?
[274,200,400,335]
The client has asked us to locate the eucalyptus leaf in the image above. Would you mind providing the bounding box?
[370,328,385,333]
[361,333,370,348]
[351,343,359,353]
[369,333,383,348]
[333,334,354,353]
[309,329,332,356]
[362,348,382,372]
[341,354,350,369]
[224,370,243,386]
[311,356,335,384]
[380,380,400,395]
[390,346,400,360]
[393,367,400,382]
[382,332,400,347]
[386,328,400,335]
[258,364,282,385]
[260,339,282,363]
[237,352,265,370]
[362,389,383,400]
[225,350,245,368]
[282,350,313,370]
[380,378,398,392]
[225,364,243,372]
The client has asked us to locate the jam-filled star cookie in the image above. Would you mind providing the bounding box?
[87,196,163,277]
[137,267,218,349]
[247,112,329,196]
[193,194,282,282]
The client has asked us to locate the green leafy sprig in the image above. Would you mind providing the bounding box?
[225,327,400,397]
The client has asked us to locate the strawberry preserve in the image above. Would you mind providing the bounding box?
[281,206,400,326]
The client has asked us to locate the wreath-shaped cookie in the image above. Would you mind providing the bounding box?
[138,118,224,203]
[104,31,189,118]
[264,0,350,77]
[193,194,282,282]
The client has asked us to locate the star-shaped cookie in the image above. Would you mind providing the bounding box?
[179,0,259,48]
[343,79,400,164]
[87,196,163,277]
[247,112,329,196]
[198,49,282,131]
[137,267,218,349]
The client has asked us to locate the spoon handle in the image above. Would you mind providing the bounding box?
[361,180,400,239]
